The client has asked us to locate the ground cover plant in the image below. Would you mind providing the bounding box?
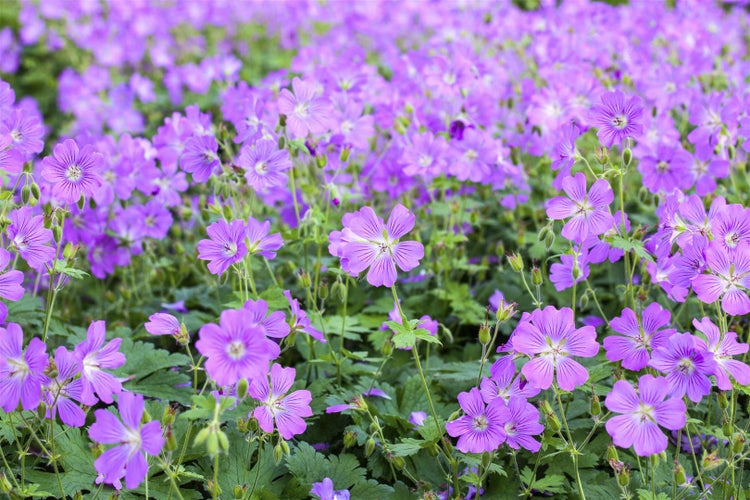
[0,0,749,498]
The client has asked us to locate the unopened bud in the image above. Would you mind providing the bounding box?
[732,433,745,455]
[579,292,589,310]
[316,153,327,169]
[481,452,492,468]
[728,144,736,160]
[590,392,601,417]
[595,147,609,165]
[717,391,729,409]
[165,431,177,451]
[207,480,222,499]
[53,225,63,244]
[77,195,86,211]
[236,378,248,399]
[617,466,630,487]
[391,455,405,470]
[607,445,619,462]
[278,136,286,149]
[622,148,632,167]
[496,301,517,322]
[365,437,376,457]
[233,485,247,499]
[318,280,328,300]
[21,185,30,204]
[340,147,351,163]
[63,242,76,260]
[281,440,290,456]
[543,231,555,251]
[343,431,358,448]
[299,271,311,288]
[701,450,722,471]
[674,462,687,485]
[478,323,491,345]
[381,340,394,357]
[273,443,284,464]
[0,474,12,493]
[507,253,524,272]
[531,266,543,286]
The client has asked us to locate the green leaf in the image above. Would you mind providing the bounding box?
[520,467,567,494]
[53,260,89,279]
[609,235,655,264]
[116,338,192,404]
[389,438,425,457]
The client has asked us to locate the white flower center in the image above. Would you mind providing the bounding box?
[226,341,245,360]
[66,164,83,182]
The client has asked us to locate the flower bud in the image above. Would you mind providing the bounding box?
[579,292,589,310]
[674,462,687,485]
[543,231,555,251]
[391,455,405,470]
[331,280,347,303]
[622,148,632,167]
[340,147,351,163]
[606,445,619,462]
[496,301,517,322]
[318,280,329,300]
[233,485,247,499]
[0,474,12,493]
[717,391,729,409]
[531,266,543,286]
[165,430,178,452]
[162,405,177,426]
[365,437,376,457]
[207,480,222,499]
[77,195,86,211]
[381,340,394,357]
[299,271,311,288]
[507,253,524,272]
[617,466,630,487]
[595,146,609,165]
[236,378,248,399]
[442,437,453,455]
[701,450,722,471]
[53,225,63,245]
[343,431,358,448]
[281,439,290,456]
[481,452,492,468]
[478,322,491,345]
[728,144,736,160]
[732,433,745,455]
[21,185,30,204]
[369,420,381,434]
[316,153,327,169]
[63,242,76,260]
[273,443,284,464]
[590,392,601,417]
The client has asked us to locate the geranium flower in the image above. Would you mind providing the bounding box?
[41,139,103,202]
[195,307,280,387]
[42,346,96,427]
[605,375,686,456]
[499,396,544,452]
[89,392,164,490]
[330,204,424,287]
[248,363,312,440]
[144,313,181,337]
[590,90,644,147]
[278,77,334,139]
[0,248,24,302]
[603,303,676,370]
[692,317,750,390]
[6,207,55,270]
[512,306,599,391]
[546,173,614,244]
[74,320,125,404]
[311,478,350,500]
[692,241,750,316]
[446,387,507,453]
[649,333,716,403]
[0,322,47,412]
[245,217,283,259]
[237,139,292,192]
[197,219,248,276]
[243,298,290,339]
[284,290,324,342]
[180,134,220,182]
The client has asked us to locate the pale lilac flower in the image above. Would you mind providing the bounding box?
[278,77,334,139]
[311,478,350,500]
[446,387,507,453]
[248,363,312,440]
[605,375,686,456]
[0,248,24,302]
[692,317,750,390]
[546,173,614,243]
[42,346,95,427]
[499,396,544,452]
[692,241,750,316]
[512,306,599,391]
[89,392,164,490]
[7,207,55,270]
[284,290,325,342]
[603,303,676,371]
[0,323,47,412]
[649,333,716,403]
[144,313,181,337]
[246,217,283,259]
[590,90,644,147]
[73,320,125,404]
[180,135,220,182]
[243,299,290,339]
[237,139,292,192]
[41,139,103,202]
[197,219,248,276]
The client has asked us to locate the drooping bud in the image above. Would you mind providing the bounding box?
[622,148,632,167]
[236,378,248,399]
[507,253,524,272]
[590,392,601,417]
[674,462,687,485]
[365,437,376,457]
[717,391,729,409]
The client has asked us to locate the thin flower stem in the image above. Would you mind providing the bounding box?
[554,388,585,500]
[476,320,501,387]
[246,443,263,500]
[212,452,220,500]
[519,271,543,308]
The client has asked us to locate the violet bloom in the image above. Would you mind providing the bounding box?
[246,217,283,259]
[446,387,507,453]
[551,122,580,189]
[41,139,103,202]
[546,173,614,244]
[284,290,325,342]
[42,346,95,427]
[499,396,544,452]
[410,411,427,427]
[604,375,686,456]
[278,77,334,139]
[479,356,539,404]
[1,108,44,157]
[590,90,644,147]
[711,204,750,252]
[195,307,281,387]
[311,478,350,500]
[692,241,750,316]
[0,248,24,302]
[0,134,23,174]
[237,139,292,192]
[0,323,47,412]
[550,250,590,291]
[180,135,220,182]
[197,219,248,276]
[248,363,313,440]
[144,313,181,337]
[692,317,750,390]
[89,392,164,490]
[7,206,55,270]
[332,204,424,287]
[649,333,716,403]
[638,144,693,194]
[603,303,676,371]
[73,320,126,404]
[243,299,290,339]
[401,132,447,179]
[512,306,599,391]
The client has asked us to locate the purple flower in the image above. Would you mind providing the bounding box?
[0,323,47,412]
[89,392,164,490]
[546,173,614,244]
[590,90,644,147]
[311,478,350,500]
[284,290,325,342]
[42,346,95,427]
[278,77,334,139]
[409,411,427,427]
[144,313,181,337]
[649,333,716,403]
[512,306,599,391]
[331,204,424,287]
[248,363,313,440]
[180,135,220,182]
[246,217,283,259]
[549,250,590,291]
[237,139,292,192]
[7,207,55,270]
[243,299,290,339]
[197,219,248,276]
[605,375,686,456]
[692,241,750,316]
[401,132,447,179]
[41,139,104,202]
[499,396,544,452]
[692,317,750,391]
[0,108,44,157]
[0,248,24,302]
[711,203,750,252]
[550,123,580,189]
[446,387,507,453]
[195,307,280,387]
[638,144,693,194]
[74,320,125,404]
[603,303,676,371]
[480,356,539,404]
[0,134,23,174]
